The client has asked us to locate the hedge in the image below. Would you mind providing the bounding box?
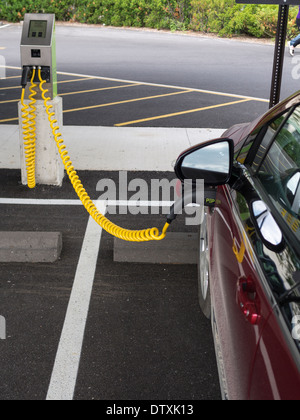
[0,0,299,39]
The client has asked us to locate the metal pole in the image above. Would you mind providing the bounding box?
[269,5,289,109]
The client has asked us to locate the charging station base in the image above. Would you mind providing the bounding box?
[18,96,64,187]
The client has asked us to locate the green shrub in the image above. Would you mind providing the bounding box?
[0,0,299,39]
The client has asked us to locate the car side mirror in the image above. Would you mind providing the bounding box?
[175,138,234,186]
[166,138,234,225]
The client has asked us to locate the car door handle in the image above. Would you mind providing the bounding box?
[237,277,261,326]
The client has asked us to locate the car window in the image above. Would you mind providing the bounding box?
[251,114,286,171]
[256,106,300,242]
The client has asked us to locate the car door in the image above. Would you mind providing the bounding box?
[209,178,275,400]
[210,105,300,400]
[244,106,300,400]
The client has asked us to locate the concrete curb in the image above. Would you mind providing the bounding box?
[0,232,62,263]
[0,125,226,172]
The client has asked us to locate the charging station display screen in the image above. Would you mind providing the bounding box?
[28,20,47,39]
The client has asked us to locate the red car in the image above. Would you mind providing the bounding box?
[174,91,300,400]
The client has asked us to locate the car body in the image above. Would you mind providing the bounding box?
[175,91,300,400]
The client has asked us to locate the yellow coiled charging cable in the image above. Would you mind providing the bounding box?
[20,67,38,189]
[21,67,170,242]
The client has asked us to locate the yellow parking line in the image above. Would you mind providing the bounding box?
[0,77,95,92]
[0,85,20,91]
[0,83,141,105]
[0,75,20,80]
[0,117,18,123]
[63,90,192,114]
[115,98,252,126]
[58,77,95,84]
[0,96,251,124]
[0,98,18,104]
[60,83,141,96]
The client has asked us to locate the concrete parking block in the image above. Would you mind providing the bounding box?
[0,231,62,263]
[114,232,198,265]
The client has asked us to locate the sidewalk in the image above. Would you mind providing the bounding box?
[0,125,226,172]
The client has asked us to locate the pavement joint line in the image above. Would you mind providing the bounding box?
[46,201,107,401]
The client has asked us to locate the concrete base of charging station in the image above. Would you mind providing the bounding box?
[114,232,198,265]
[0,232,62,263]
[18,97,64,187]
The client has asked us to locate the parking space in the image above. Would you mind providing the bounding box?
[0,66,269,128]
[0,58,263,402]
[0,170,221,400]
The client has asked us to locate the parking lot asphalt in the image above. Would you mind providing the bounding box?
[0,66,269,128]
[0,23,284,401]
[0,170,221,400]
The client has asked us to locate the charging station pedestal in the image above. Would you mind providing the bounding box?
[19,14,64,186]
[18,97,64,186]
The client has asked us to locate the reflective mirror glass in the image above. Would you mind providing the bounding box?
[252,201,283,247]
[181,142,230,176]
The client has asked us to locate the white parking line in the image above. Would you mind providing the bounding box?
[0,198,175,207]
[46,201,107,401]
[0,198,82,206]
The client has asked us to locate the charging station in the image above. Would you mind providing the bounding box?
[19,13,64,186]
[17,13,190,243]
[20,14,57,100]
